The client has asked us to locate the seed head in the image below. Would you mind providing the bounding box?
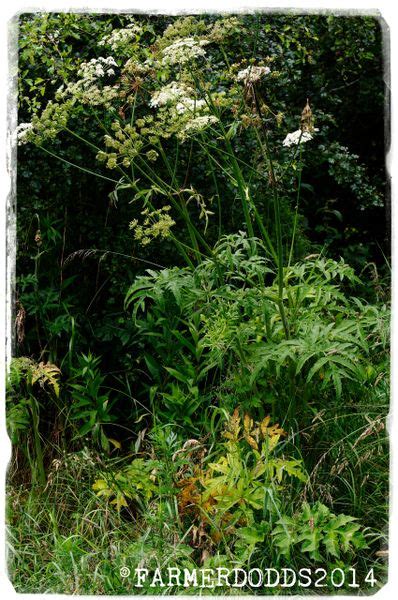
[301,98,315,133]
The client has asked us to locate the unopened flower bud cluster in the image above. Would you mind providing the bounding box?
[96,120,146,169]
[129,206,176,246]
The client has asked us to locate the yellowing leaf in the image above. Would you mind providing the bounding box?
[108,437,121,449]
[111,494,128,512]
[259,415,271,433]
[243,413,253,434]
[244,434,259,450]
[31,361,61,396]
[92,479,108,491]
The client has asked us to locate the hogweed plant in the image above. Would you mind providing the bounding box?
[17,15,317,339]
[10,14,389,595]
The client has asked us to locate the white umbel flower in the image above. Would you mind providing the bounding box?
[149,82,206,115]
[282,129,314,147]
[77,57,117,82]
[161,37,209,66]
[149,82,193,108]
[178,115,218,142]
[16,122,34,145]
[175,98,206,114]
[236,65,270,84]
[98,23,142,52]
[58,56,119,108]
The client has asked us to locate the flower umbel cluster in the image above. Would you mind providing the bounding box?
[283,100,318,147]
[96,120,145,169]
[149,82,195,108]
[208,17,243,42]
[161,37,210,66]
[282,129,313,147]
[58,56,119,108]
[236,65,271,84]
[150,82,207,115]
[16,122,34,145]
[78,56,118,79]
[148,79,217,142]
[178,115,218,143]
[18,100,74,145]
[99,23,143,52]
[129,206,175,246]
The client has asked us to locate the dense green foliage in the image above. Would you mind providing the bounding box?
[8,12,389,595]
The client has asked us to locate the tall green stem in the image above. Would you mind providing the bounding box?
[194,78,257,253]
[252,92,289,338]
[288,144,303,268]
[156,142,201,261]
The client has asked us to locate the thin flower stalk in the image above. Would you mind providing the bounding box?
[252,90,290,339]
[288,143,303,268]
